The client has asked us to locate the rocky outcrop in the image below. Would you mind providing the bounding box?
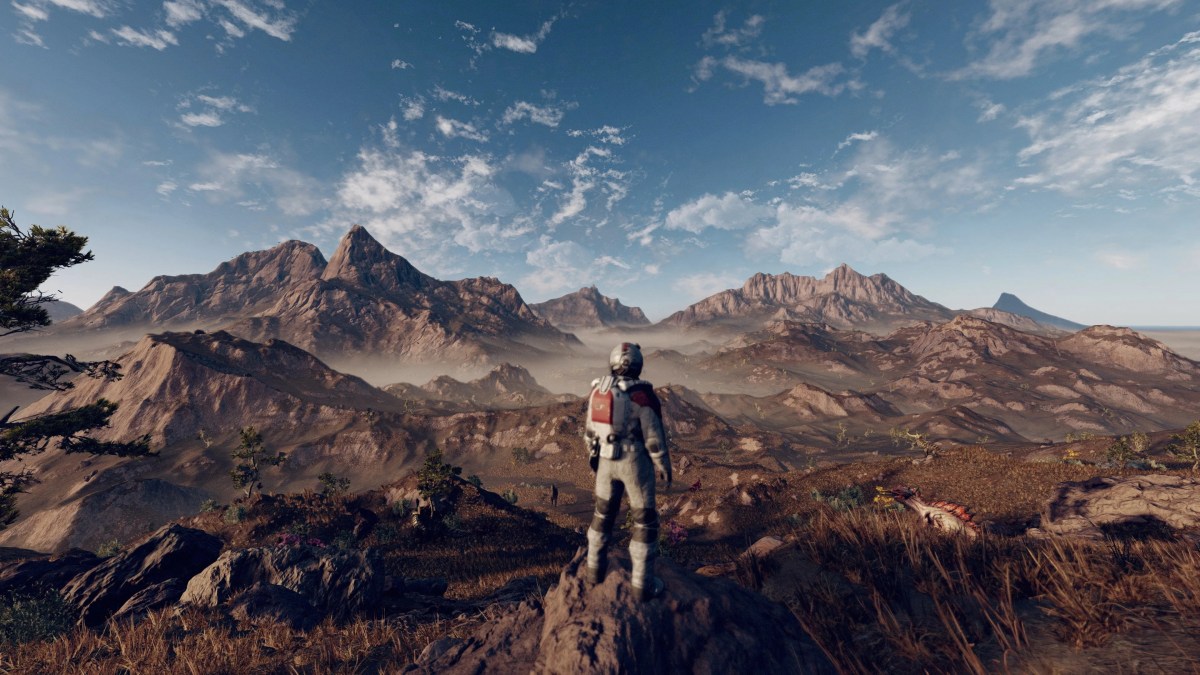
[530,286,650,330]
[1033,475,1200,539]
[1057,326,1199,377]
[0,549,100,596]
[405,549,833,674]
[180,545,384,622]
[61,524,223,627]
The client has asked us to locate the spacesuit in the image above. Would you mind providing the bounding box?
[583,342,671,601]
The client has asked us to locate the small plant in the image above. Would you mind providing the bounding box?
[511,446,534,466]
[223,504,247,524]
[391,498,413,519]
[872,486,905,512]
[331,530,356,551]
[442,513,463,532]
[1168,421,1200,470]
[1062,446,1083,465]
[0,587,76,646]
[95,539,122,558]
[229,427,287,498]
[501,488,519,505]
[374,523,400,544]
[317,472,351,497]
[199,498,220,513]
[811,486,865,512]
[1105,434,1147,466]
[466,474,483,488]
[890,427,939,459]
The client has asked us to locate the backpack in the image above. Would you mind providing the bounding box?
[586,375,630,460]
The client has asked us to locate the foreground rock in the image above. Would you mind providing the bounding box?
[181,545,384,623]
[61,524,223,627]
[1033,474,1200,539]
[405,548,833,674]
[0,549,101,596]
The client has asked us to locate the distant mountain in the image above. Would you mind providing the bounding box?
[49,226,579,365]
[383,363,575,409]
[992,293,1085,332]
[660,264,954,333]
[44,299,83,322]
[530,286,650,330]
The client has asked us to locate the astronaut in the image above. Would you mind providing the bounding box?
[583,342,671,601]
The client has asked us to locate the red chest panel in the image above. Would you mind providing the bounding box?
[590,389,614,424]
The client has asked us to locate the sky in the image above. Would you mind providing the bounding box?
[3,1,1199,326]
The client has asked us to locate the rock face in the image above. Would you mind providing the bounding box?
[181,545,384,622]
[1035,474,1200,539]
[661,264,953,332]
[61,524,223,627]
[405,549,833,674]
[530,286,650,330]
[993,292,1085,332]
[50,225,578,364]
[0,549,100,596]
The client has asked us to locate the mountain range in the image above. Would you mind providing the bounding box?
[530,286,650,330]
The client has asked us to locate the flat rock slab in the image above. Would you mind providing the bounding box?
[1034,474,1200,538]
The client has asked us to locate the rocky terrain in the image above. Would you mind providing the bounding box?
[12,226,579,367]
[530,285,650,331]
[383,363,576,410]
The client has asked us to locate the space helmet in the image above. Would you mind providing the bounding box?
[609,342,643,378]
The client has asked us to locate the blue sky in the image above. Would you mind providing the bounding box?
[3,1,1199,325]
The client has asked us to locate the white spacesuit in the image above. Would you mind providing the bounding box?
[583,342,671,601]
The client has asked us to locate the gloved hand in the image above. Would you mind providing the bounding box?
[651,452,672,490]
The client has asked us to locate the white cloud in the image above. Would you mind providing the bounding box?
[44,0,110,18]
[390,58,412,70]
[1015,32,1200,194]
[663,192,770,233]
[502,100,566,128]
[176,91,253,128]
[211,0,297,41]
[111,25,178,50]
[976,98,1006,122]
[12,2,49,21]
[400,95,425,121]
[336,146,530,266]
[521,236,592,294]
[164,0,203,27]
[696,55,850,105]
[432,85,478,106]
[1096,250,1144,269]
[548,144,630,226]
[849,3,910,59]
[187,150,325,216]
[435,116,488,142]
[156,180,178,196]
[671,272,741,301]
[566,125,627,145]
[14,26,45,47]
[491,16,556,54]
[954,0,1180,80]
[836,130,879,152]
[701,11,764,48]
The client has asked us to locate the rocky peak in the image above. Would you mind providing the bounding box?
[321,225,433,293]
[530,285,650,330]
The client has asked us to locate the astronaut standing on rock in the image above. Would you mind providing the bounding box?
[583,342,671,601]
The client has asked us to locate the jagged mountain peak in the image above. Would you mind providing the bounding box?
[530,285,650,330]
[321,225,432,291]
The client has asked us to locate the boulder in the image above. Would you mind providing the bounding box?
[61,524,223,627]
[1033,474,1200,539]
[228,582,321,631]
[110,578,187,624]
[0,548,101,596]
[180,545,383,622]
[405,548,833,674]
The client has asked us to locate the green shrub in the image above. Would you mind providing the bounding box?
[95,539,122,558]
[199,499,220,513]
[0,587,75,645]
[811,486,865,512]
[501,489,519,505]
[223,504,247,524]
[466,474,483,488]
[391,499,413,519]
[1168,421,1200,469]
[511,447,534,465]
[317,472,351,497]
